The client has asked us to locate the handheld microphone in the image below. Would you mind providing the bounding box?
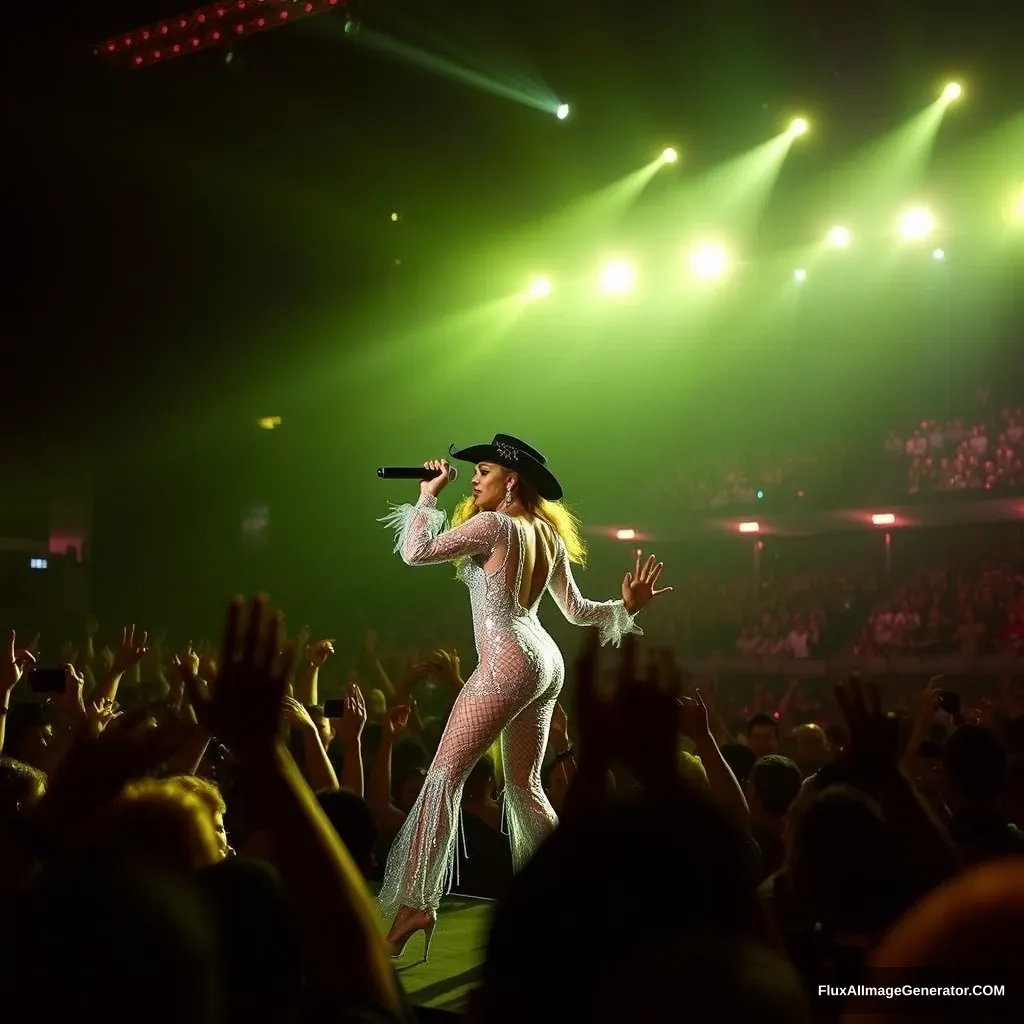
[377,465,459,482]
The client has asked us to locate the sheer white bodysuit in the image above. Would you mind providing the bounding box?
[378,494,641,915]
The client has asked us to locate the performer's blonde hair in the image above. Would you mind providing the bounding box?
[451,471,587,566]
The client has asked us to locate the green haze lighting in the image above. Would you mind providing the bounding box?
[942,82,962,101]
[526,276,552,300]
[898,206,936,242]
[793,267,807,282]
[826,225,851,248]
[556,103,570,120]
[689,243,729,280]
[789,117,809,136]
[598,259,636,295]
[661,147,678,164]
[1016,186,1024,218]
[932,248,945,260]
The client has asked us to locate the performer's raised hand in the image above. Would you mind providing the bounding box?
[622,550,673,615]
[420,459,452,500]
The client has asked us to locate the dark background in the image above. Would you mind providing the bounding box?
[1,0,1021,633]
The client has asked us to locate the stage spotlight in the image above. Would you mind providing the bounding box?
[556,103,570,120]
[932,248,945,261]
[660,147,678,164]
[942,82,962,101]
[690,243,729,280]
[826,225,851,248]
[898,206,936,242]
[793,268,807,283]
[526,276,552,300]
[1016,186,1024,218]
[599,259,636,295]
[789,117,809,136]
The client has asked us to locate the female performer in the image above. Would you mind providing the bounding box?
[378,434,672,957]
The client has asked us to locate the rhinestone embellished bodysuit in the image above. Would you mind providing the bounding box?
[378,494,641,915]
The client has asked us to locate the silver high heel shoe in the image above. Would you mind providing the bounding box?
[386,908,437,961]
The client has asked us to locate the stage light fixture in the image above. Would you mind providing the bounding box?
[616,529,636,541]
[689,243,729,280]
[526,276,552,300]
[738,521,760,534]
[556,103,570,120]
[789,117,809,136]
[598,259,636,295]
[826,225,851,248]
[793,268,807,283]
[898,206,936,242]
[942,82,962,101]
[660,147,678,164]
[872,513,895,526]
[932,248,945,261]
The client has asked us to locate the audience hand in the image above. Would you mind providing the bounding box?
[1,630,36,698]
[430,647,463,688]
[186,595,296,761]
[53,664,88,725]
[309,639,335,667]
[835,675,902,788]
[382,704,410,742]
[336,684,368,746]
[112,625,149,675]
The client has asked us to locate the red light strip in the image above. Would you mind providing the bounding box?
[92,0,349,70]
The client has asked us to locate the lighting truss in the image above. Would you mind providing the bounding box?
[92,0,351,71]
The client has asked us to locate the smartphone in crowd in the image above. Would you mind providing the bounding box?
[322,698,346,719]
[29,667,67,694]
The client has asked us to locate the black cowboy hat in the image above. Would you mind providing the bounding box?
[448,434,563,501]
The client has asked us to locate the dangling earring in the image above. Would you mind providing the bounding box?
[502,484,514,508]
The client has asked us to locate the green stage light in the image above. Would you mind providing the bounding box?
[932,248,945,261]
[689,243,729,280]
[1016,186,1024,218]
[942,82,962,102]
[789,117,809,136]
[826,225,851,248]
[598,259,636,295]
[898,206,936,242]
[793,267,807,282]
[660,147,678,164]
[526,276,552,299]
[556,103,570,120]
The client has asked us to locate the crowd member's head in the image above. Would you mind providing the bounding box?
[865,860,1024,1023]
[365,688,389,723]
[748,755,802,825]
[943,725,1007,812]
[678,750,709,790]
[747,713,780,758]
[789,784,913,939]
[721,742,758,785]
[1005,753,1024,828]
[166,774,231,860]
[198,857,302,1024]
[0,756,46,821]
[316,787,378,877]
[478,790,767,1023]
[792,722,831,775]
[97,779,222,873]
[2,703,52,769]
[3,851,220,1023]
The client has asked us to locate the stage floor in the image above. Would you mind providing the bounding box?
[390,896,492,1013]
